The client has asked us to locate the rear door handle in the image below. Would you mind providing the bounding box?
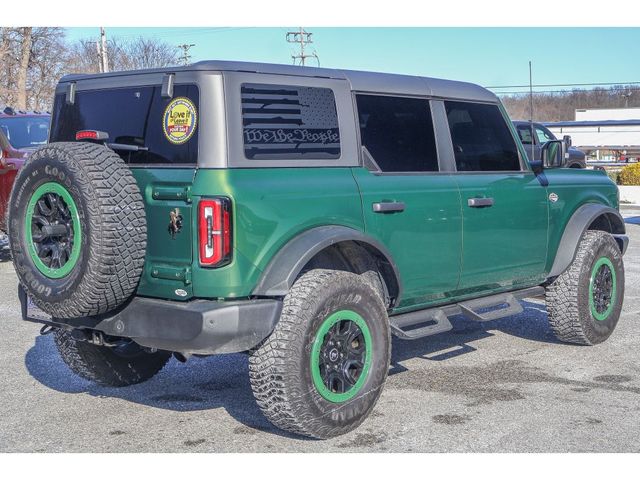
[467,197,494,208]
[372,201,405,213]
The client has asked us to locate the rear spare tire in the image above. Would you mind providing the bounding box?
[8,142,147,318]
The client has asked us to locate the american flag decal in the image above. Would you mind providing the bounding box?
[241,83,341,159]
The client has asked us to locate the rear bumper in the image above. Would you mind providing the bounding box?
[20,286,282,355]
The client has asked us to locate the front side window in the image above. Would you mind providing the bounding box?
[356,94,438,172]
[241,83,341,160]
[445,101,521,172]
[536,126,554,144]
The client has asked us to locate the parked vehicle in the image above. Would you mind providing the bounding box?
[9,62,627,439]
[0,108,50,231]
[513,120,586,168]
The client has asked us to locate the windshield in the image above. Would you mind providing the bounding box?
[0,116,50,149]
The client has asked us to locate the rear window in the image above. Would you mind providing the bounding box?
[241,83,341,160]
[50,85,199,165]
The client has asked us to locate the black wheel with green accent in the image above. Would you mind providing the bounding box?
[8,142,147,319]
[546,230,625,345]
[249,269,391,439]
[26,182,82,279]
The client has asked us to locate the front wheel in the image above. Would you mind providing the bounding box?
[546,230,625,345]
[249,269,391,439]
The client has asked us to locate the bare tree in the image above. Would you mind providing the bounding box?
[0,27,69,111]
[14,27,33,110]
[118,37,179,70]
[67,35,178,74]
[66,38,102,74]
[0,32,179,110]
[502,86,640,122]
[27,28,69,111]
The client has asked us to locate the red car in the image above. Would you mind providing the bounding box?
[0,108,50,237]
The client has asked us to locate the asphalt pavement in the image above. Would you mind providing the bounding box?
[1,209,639,452]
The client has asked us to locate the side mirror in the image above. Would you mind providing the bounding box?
[563,135,572,149]
[541,140,566,169]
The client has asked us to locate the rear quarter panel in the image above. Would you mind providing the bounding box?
[189,167,364,299]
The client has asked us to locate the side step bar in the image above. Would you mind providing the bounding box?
[390,308,452,340]
[390,286,545,340]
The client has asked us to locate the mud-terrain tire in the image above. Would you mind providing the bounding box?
[249,269,391,439]
[546,230,624,345]
[8,142,146,318]
[54,329,171,387]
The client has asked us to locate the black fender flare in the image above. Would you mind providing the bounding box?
[251,225,402,301]
[549,204,627,278]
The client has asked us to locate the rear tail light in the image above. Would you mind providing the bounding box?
[75,130,109,141]
[198,197,232,267]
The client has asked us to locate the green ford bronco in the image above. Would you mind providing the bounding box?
[9,61,628,439]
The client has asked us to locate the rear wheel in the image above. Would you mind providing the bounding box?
[53,329,171,387]
[249,269,391,439]
[546,230,624,345]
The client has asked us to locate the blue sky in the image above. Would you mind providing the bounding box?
[65,27,640,92]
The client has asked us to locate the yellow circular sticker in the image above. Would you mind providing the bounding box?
[163,97,198,145]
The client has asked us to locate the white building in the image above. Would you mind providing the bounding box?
[575,107,640,121]
[546,108,640,160]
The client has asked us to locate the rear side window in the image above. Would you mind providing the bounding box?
[356,94,438,172]
[50,85,199,165]
[445,101,521,172]
[241,83,341,160]
[516,125,534,145]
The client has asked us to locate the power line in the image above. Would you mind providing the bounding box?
[286,27,319,67]
[497,87,640,95]
[76,27,253,41]
[488,81,640,89]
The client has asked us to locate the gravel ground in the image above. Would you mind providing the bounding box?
[1,209,639,453]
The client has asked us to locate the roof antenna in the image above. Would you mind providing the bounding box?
[529,61,535,161]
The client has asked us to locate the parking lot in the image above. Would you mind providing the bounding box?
[0,208,638,453]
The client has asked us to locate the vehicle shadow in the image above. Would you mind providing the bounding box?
[24,300,556,439]
[24,335,300,438]
[389,300,558,373]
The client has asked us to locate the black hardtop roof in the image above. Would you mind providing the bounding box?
[59,60,497,103]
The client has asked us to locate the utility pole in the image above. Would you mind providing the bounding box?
[98,27,108,73]
[528,61,535,161]
[621,91,633,108]
[286,27,319,66]
[177,44,196,66]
